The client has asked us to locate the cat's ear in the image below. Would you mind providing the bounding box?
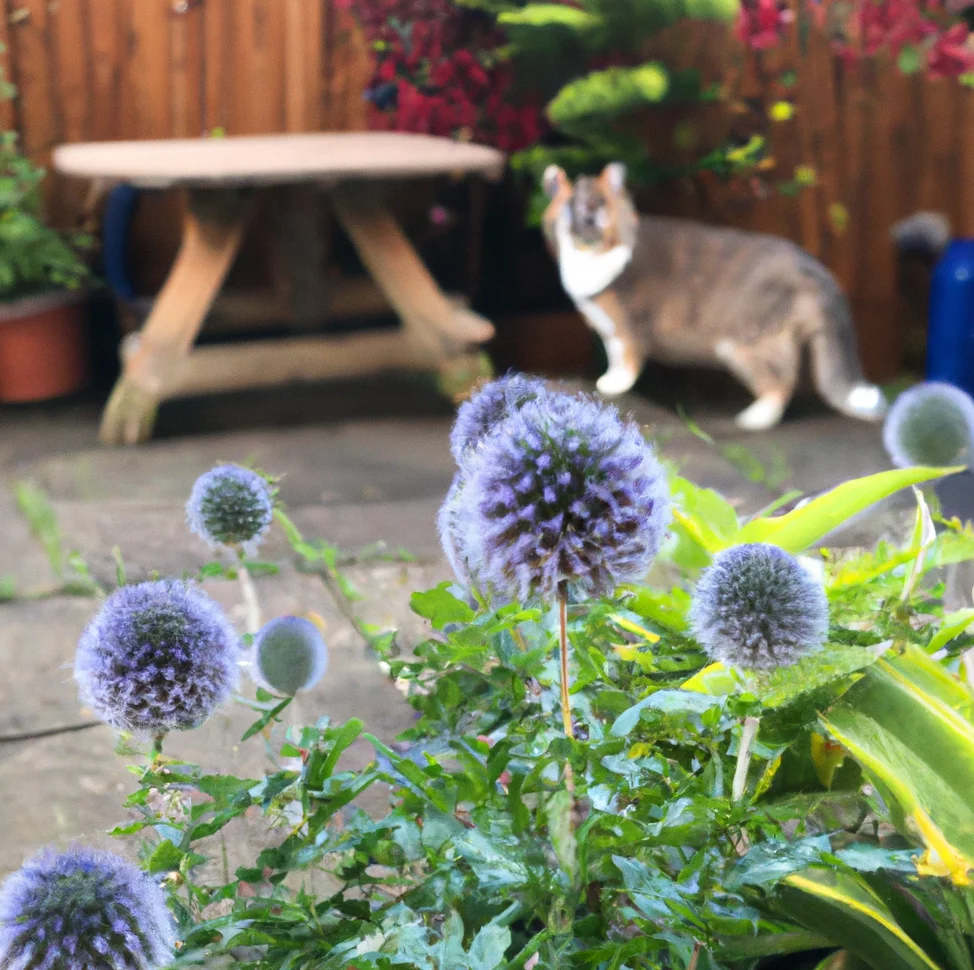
[602,162,627,193]
[543,165,569,199]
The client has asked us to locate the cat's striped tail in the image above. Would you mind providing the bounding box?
[800,256,889,422]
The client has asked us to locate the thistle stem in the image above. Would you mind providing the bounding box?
[732,716,760,802]
[151,732,166,758]
[236,551,261,636]
[557,586,574,741]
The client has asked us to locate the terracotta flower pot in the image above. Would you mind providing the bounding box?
[0,290,89,403]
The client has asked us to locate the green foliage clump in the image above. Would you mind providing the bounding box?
[12,444,974,970]
[491,0,747,206]
[0,133,89,301]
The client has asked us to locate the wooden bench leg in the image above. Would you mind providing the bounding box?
[330,184,495,359]
[99,190,249,445]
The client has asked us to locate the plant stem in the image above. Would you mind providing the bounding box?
[558,585,574,740]
[152,732,165,758]
[732,716,760,802]
[236,552,261,635]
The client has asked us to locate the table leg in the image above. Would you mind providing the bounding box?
[330,184,495,360]
[99,190,248,445]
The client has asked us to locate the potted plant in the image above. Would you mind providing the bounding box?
[0,130,90,403]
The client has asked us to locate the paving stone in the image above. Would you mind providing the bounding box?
[0,379,917,877]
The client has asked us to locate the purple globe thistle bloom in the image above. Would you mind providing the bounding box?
[883,381,974,469]
[690,543,829,671]
[251,615,328,695]
[437,472,482,591]
[462,390,670,602]
[449,373,547,464]
[0,845,175,970]
[186,464,274,554]
[75,580,241,734]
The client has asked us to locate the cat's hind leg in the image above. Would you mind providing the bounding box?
[715,335,800,431]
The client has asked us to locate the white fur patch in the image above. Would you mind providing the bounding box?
[576,297,639,396]
[846,384,887,416]
[736,396,785,431]
[555,214,632,300]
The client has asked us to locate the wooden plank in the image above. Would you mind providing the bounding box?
[48,0,90,144]
[229,0,286,134]
[9,0,59,158]
[202,0,230,133]
[830,57,862,297]
[304,0,324,131]
[284,0,308,132]
[957,88,974,237]
[916,78,958,218]
[0,0,18,133]
[119,0,172,140]
[86,0,122,141]
[170,0,204,137]
[324,4,370,131]
[854,57,901,380]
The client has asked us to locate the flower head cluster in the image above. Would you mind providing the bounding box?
[882,381,974,468]
[736,0,974,77]
[186,464,274,554]
[75,580,241,734]
[349,0,543,151]
[0,846,175,970]
[437,473,478,592]
[252,615,329,696]
[441,377,670,602]
[690,543,829,670]
[450,373,546,463]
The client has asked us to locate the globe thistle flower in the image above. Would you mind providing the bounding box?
[251,615,328,695]
[0,845,175,970]
[462,390,670,602]
[690,543,829,670]
[882,381,974,469]
[449,373,547,463]
[186,464,274,553]
[75,580,241,734]
[437,472,481,591]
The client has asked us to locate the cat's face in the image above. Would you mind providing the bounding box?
[569,177,613,246]
[542,163,631,252]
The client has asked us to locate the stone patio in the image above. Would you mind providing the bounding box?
[0,375,903,874]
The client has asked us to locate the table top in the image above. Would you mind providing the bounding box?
[53,132,506,189]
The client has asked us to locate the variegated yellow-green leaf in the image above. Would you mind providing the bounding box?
[822,646,974,885]
[778,866,944,970]
[730,466,961,554]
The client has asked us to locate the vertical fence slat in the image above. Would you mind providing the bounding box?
[119,0,172,140]
[229,0,286,134]
[85,0,121,142]
[170,2,204,138]
[0,0,16,134]
[202,0,229,134]
[10,0,59,158]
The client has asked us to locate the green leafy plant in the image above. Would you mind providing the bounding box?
[9,397,974,969]
[0,133,90,300]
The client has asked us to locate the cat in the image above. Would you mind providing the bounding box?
[541,162,888,430]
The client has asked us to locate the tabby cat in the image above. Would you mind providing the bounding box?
[542,162,888,430]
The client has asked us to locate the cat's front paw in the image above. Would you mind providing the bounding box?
[596,368,638,396]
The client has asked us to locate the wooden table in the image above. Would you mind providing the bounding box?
[54,132,505,445]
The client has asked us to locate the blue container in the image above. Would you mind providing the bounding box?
[928,239,974,396]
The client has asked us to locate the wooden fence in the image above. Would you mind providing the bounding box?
[0,1,970,378]
[642,18,974,379]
